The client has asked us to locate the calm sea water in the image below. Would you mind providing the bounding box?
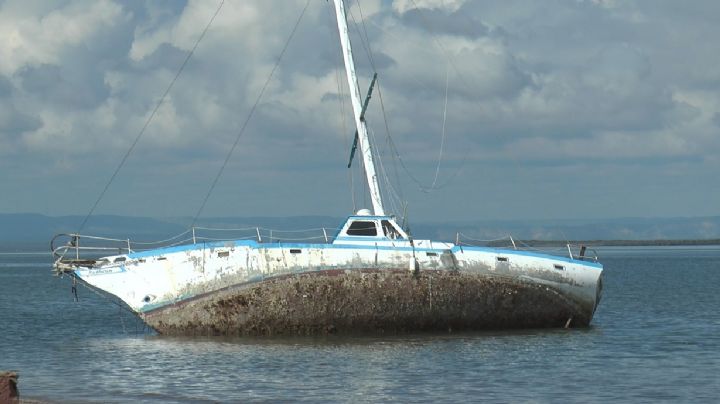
[1,246,719,403]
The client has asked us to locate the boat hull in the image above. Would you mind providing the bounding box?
[142,268,593,336]
[59,237,602,336]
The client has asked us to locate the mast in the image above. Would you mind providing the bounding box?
[332,0,385,216]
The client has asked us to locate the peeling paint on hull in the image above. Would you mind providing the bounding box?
[54,218,602,337]
[144,269,590,336]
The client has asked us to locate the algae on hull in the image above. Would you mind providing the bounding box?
[145,269,590,336]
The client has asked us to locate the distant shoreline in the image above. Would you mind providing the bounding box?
[1,239,719,254]
[490,239,720,247]
[3,213,720,245]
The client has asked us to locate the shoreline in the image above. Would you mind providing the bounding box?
[2,239,720,254]
[493,239,720,247]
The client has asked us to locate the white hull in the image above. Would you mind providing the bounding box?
[55,217,602,335]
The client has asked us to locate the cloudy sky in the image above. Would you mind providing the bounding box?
[1,0,719,224]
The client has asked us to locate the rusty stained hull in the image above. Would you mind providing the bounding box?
[67,238,602,336]
[143,268,591,336]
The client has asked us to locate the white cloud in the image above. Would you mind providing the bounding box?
[0,1,126,75]
[1,0,720,220]
[393,0,466,14]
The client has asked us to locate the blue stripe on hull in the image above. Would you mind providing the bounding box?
[127,240,602,269]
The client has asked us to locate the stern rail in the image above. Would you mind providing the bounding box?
[50,225,345,274]
[455,233,599,263]
[51,233,136,274]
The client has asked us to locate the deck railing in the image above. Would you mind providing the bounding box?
[51,228,600,275]
[51,226,342,272]
[455,233,599,262]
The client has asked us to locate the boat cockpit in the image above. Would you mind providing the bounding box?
[332,212,409,245]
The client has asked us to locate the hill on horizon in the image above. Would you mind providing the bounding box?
[2,213,720,246]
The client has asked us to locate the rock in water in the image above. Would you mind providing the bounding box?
[0,371,19,403]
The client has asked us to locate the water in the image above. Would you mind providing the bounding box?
[1,246,720,403]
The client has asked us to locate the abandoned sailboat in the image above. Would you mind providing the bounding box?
[51,0,603,335]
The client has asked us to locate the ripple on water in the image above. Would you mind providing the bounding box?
[1,247,720,402]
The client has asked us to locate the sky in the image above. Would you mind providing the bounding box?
[1,0,719,223]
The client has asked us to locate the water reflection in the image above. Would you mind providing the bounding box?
[3,248,720,402]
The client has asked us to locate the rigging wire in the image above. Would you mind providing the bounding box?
[393,2,481,191]
[76,0,226,234]
[343,6,375,212]
[407,0,474,91]
[431,63,450,188]
[347,2,407,216]
[359,1,471,194]
[368,127,404,216]
[344,70,357,213]
[360,157,369,209]
[347,1,456,196]
[190,0,312,227]
[326,1,355,212]
[349,0,458,214]
[352,0,378,71]
[70,275,147,332]
[354,0,408,213]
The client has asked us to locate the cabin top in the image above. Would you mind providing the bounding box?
[333,215,409,242]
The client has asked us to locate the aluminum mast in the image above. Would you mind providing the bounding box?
[332,0,385,216]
